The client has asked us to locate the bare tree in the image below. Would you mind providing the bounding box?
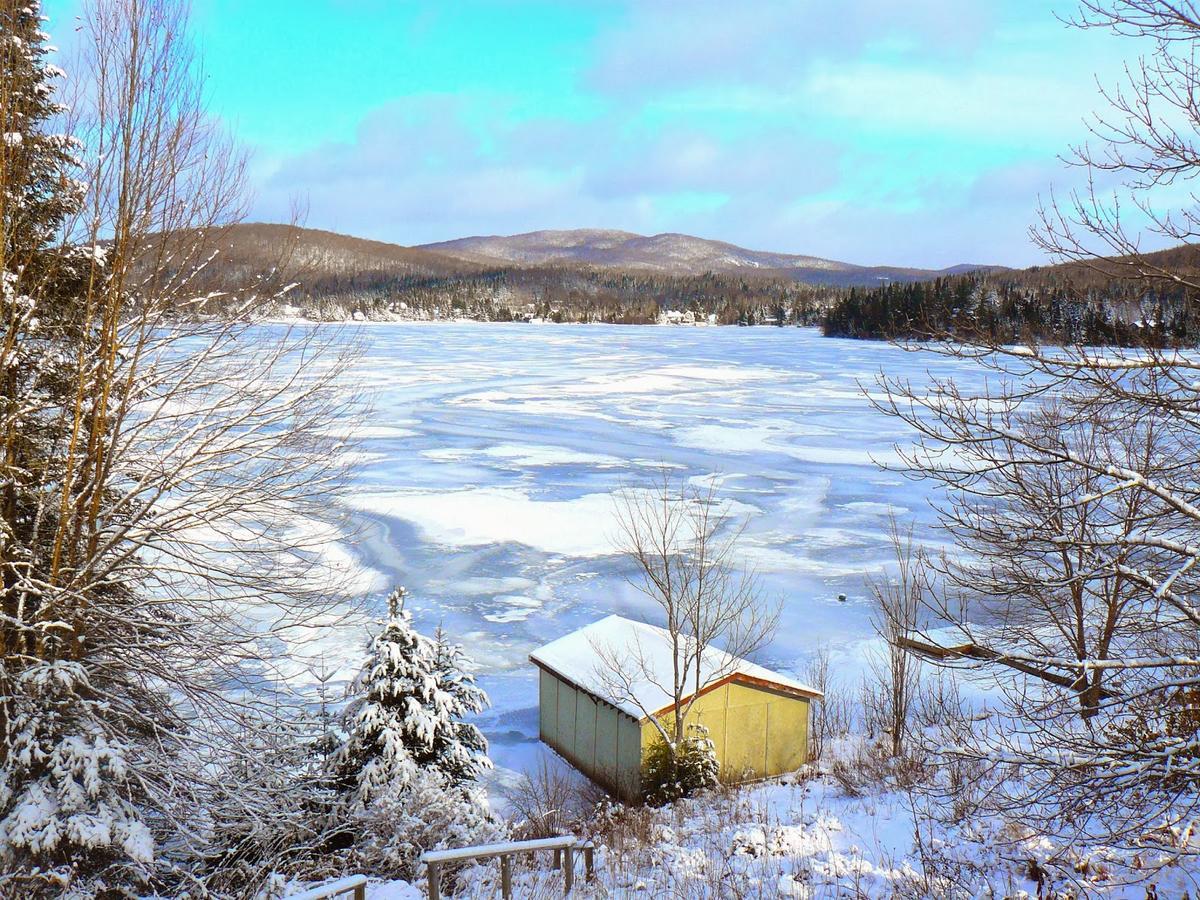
[592,470,780,750]
[866,519,925,758]
[1037,1,1200,286]
[861,3,1200,865]
[803,648,851,764]
[873,355,1200,853]
[506,756,602,840]
[0,0,365,892]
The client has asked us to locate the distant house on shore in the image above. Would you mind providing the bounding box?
[529,615,822,803]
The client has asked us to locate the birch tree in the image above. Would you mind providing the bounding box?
[1,0,361,893]
[594,471,780,751]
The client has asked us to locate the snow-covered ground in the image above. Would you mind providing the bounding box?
[354,766,1200,898]
[290,323,989,784]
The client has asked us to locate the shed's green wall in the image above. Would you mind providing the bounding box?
[594,702,618,790]
[556,678,577,748]
[538,668,558,745]
[537,666,642,802]
[639,681,811,782]
[574,690,598,772]
[615,713,642,801]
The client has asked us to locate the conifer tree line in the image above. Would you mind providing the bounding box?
[822,270,1200,345]
[0,2,497,895]
[245,259,841,326]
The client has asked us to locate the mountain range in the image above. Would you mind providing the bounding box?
[192,222,1198,327]
[416,228,996,285]
[206,223,999,289]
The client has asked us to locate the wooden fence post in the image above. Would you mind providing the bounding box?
[426,861,441,900]
[501,854,512,899]
[563,845,574,894]
[552,848,561,870]
[584,842,595,881]
[353,884,366,900]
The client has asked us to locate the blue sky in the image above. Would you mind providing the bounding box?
[44,1,1133,267]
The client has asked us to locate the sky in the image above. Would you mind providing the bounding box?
[42,0,1136,268]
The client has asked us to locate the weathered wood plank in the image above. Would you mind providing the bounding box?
[500,854,512,898]
[426,861,441,900]
[286,875,369,900]
[420,834,577,865]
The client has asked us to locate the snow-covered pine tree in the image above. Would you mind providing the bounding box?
[329,587,501,879]
[428,625,491,786]
[332,586,438,809]
[333,588,494,805]
[0,0,93,630]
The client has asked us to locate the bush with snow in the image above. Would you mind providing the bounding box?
[358,761,1200,899]
[641,723,720,806]
[0,662,157,897]
[344,768,503,882]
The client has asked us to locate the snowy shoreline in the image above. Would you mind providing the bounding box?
[253,314,732,328]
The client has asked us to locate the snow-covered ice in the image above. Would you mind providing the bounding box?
[346,487,628,558]
[279,323,992,783]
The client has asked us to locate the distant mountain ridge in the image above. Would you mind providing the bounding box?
[188,223,1192,329]
[418,228,999,283]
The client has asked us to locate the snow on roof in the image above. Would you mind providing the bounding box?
[529,614,821,720]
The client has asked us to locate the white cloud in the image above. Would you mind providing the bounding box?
[585,0,993,94]
[243,1,1147,268]
[803,63,1096,141]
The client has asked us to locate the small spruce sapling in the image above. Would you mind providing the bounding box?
[0,662,156,893]
[329,587,501,879]
[641,723,720,806]
[428,625,491,786]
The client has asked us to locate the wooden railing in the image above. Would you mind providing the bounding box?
[286,874,367,900]
[419,835,595,899]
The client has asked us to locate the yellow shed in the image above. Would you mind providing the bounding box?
[529,614,822,803]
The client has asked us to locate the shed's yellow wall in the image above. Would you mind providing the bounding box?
[639,681,811,782]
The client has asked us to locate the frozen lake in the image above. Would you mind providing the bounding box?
[312,323,985,781]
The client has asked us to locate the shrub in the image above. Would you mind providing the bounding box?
[641,724,720,806]
[347,769,503,882]
[506,756,602,840]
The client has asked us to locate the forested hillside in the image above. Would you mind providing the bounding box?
[822,247,1200,345]
[196,223,843,324]
[205,224,1200,341]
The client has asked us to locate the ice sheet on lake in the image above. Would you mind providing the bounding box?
[268,323,994,781]
[347,487,626,557]
[422,443,625,468]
